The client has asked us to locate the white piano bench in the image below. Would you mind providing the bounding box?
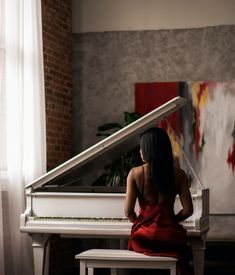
[75,249,177,275]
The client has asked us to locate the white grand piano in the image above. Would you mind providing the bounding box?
[20,97,209,275]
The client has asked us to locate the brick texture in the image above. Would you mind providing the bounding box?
[41,1,74,274]
[41,0,73,171]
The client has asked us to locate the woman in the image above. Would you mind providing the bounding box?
[125,127,193,275]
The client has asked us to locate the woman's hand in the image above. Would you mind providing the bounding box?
[175,168,194,221]
[125,168,138,223]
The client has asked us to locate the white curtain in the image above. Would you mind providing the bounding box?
[0,0,46,274]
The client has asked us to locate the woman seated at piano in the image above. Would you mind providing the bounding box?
[125,127,193,275]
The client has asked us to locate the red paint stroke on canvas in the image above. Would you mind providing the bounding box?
[227,142,235,174]
[198,82,207,102]
[135,82,180,134]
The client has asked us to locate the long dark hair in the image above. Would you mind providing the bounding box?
[139,127,175,194]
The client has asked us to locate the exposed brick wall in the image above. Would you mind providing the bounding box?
[41,0,73,171]
[41,1,74,274]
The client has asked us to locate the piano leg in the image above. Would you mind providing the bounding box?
[189,234,206,275]
[30,234,50,275]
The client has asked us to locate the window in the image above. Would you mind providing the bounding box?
[0,47,7,175]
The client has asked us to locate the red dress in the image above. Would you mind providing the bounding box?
[128,179,191,275]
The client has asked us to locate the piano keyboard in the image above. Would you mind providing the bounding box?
[27,217,131,229]
[34,217,129,222]
[27,216,195,231]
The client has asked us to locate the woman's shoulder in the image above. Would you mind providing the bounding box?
[174,166,187,178]
[130,165,144,175]
[174,167,188,189]
[129,164,145,180]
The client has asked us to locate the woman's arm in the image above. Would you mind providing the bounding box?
[175,169,194,222]
[125,168,138,223]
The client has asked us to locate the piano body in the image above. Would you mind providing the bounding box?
[20,97,209,275]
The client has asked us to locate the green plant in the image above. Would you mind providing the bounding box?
[93,112,142,187]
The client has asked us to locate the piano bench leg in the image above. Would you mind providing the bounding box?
[80,260,87,275]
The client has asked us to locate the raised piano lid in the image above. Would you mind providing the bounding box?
[26,96,187,191]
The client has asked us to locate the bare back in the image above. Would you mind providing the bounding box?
[125,163,193,223]
[134,163,176,205]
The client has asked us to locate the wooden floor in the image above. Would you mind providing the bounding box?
[204,241,235,275]
[93,241,235,275]
[49,239,235,274]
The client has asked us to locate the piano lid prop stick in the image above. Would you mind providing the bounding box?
[165,119,204,188]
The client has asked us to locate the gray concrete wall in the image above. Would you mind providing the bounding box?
[73,25,235,152]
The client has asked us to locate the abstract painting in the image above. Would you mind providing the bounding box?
[135,81,235,214]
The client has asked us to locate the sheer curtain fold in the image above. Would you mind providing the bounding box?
[0,0,46,274]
